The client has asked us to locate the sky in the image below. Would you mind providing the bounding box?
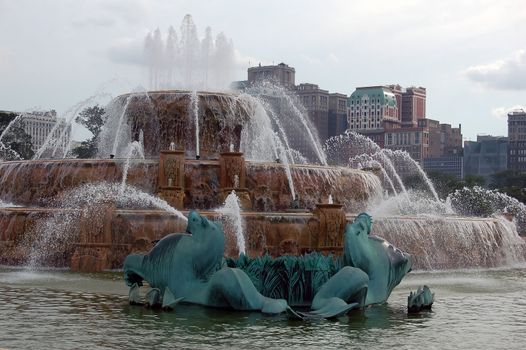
[0,0,525,141]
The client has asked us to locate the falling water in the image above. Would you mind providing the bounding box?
[216,190,245,255]
[238,95,297,199]
[278,142,296,200]
[111,95,132,157]
[280,90,327,165]
[0,142,22,161]
[190,91,200,158]
[373,215,526,270]
[120,141,145,194]
[349,152,407,195]
[0,113,24,143]
[34,92,113,159]
[257,98,295,163]
[242,82,328,165]
[26,182,187,269]
[387,149,440,201]
[364,159,398,196]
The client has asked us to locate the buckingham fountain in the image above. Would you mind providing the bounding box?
[2,16,526,349]
[0,14,525,320]
[0,86,525,276]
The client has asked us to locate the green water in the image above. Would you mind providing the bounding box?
[0,266,525,349]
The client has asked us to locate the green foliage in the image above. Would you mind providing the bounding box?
[489,170,526,204]
[449,187,495,217]
[71,106,105,158]
[0,111,34,160]
[420,172,486,199]
[225,253,342,306]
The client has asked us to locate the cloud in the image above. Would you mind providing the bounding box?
[464,49,526,90]
[107,37,145,65]
[300,53,340,66]
[492,105,526,119]
[72,17,116,28]
[328,53,340,64]
[0,47,14,74]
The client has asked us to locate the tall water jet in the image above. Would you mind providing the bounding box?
[217,190,245,255]
[111,95,132,157]
[190,91,200,158]
[144,14,236,91]
[120,141,145,194]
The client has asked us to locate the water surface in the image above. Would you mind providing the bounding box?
[0,266,525,349]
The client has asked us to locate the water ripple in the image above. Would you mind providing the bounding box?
[0,268,525,349]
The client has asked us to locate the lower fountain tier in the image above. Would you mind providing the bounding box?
[0,159,382,212]
[1,207,524,272]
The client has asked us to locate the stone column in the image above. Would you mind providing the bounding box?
[219,152,251,209]
[158,150,185,209]
[70,203,115,272]
[309,203,347,253]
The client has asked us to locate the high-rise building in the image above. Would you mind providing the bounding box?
[507,109,526,171]
[423,156,464,179]
[440,123,463,156]
[401,87,426,127]
[328,93,348,138]
[347,86,399,147]
[295,83,330,141]
[242,63,348,147]
[384,118,438,162]
[22,110,71,155]
[247,62,296,88]
[384,85,426,126]
[464,135,508,181]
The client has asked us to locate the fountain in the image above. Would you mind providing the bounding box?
[0,14,524,274]
[0,84,525,273]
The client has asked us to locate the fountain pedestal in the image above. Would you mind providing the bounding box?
[158,150,185,209]
[71,203,115,272]
[219,152,251,209]
[308,203,347,253]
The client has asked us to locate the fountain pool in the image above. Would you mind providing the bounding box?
[1,265,525,349]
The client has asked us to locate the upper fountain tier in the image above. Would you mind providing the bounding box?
[101,90,251,160]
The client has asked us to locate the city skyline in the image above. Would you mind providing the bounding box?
[1,0,525,141]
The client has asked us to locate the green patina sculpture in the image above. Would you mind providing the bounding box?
[407,285,434,313]
[124,211,287,314]
[344,213,413,305]
[123,211,412,318]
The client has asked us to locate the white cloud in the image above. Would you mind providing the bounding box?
[72,17,116,28]
[464,50,526,90]
[492,105,526,119]
[328,53,340,64]
[0,47,13,74]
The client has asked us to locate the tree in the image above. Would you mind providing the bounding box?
[418,172,487,200]
[71,106,105,159]
[489,170,526,204]
[3,122,34,159]
[0,111,34,160]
